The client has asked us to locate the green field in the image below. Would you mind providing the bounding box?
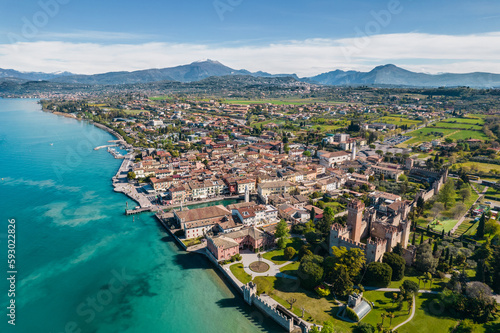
[448,130,488,141]
[397,294,458,333]
[224,98,348,105]
[361,291,411,330]
[230,263,252,284]
[377,116,422,127]
[433,122,483,130]
[399,127,457,147]
[455,162,500,173]
[261,238,303,264]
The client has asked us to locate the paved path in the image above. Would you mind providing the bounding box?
[240,252,296,278]
[364,287,438,294]
[451,185,488,234]
[393,295,416,330]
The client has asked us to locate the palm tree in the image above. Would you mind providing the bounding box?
[408,297,413,311]
[381,313,386,326]
[377,323,383,332]
[388,313,395,326]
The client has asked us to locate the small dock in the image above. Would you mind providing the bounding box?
[126,207,153,215]
[94,144,118,150]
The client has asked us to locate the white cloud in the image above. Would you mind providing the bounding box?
[1,32,500,76]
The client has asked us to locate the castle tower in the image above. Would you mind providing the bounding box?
[405,158,414,170]
[351,144,357,161]
[347,199,365,243]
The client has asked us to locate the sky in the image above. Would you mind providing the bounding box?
[1,0,500,76]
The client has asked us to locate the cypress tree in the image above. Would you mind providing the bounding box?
[449,254,453,267]
[477,213,486,239]
[441,229,445,239]
[444,248,449,261]
[412,232,416,245]
[420,231,424,245]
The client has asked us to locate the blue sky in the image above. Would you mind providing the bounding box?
[1,0,500,75]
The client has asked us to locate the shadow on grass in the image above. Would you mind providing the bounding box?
[420,293,458,320]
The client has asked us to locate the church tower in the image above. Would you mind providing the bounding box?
[351,144,357,161]
[347,199,365,243]
[245,185,250,203]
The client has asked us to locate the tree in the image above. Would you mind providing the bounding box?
[284,247,296,260]
[387,312,395,326]
[298,254,324,290]
[401,280,419,296]
[459,186,471,203]
[303,150,312,157]
[416,197,425,216]
[326,247,366,296]
[276,220,290,249]
[454,319,475,333]
[277,236,289,249]
[485,219,500,236]
[363,262,392,287]
[287,298,297,310]
[317,206,334,234]
[476,213,486,239]
[321,321,336,333]
[431,202,445,220]
[415,243,438,273]
[393,243,404,257]
[438,179,456,209]
[383,252,406,281]
[354,323,375,333]
[398,174,408,182]
[127,171,136,180]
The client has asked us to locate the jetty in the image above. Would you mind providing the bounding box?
[126,207,153,215]
[94,144,118,150]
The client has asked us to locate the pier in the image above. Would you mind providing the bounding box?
[94,144,118,150]
[126,207,153,215]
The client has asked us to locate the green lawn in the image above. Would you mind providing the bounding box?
[279,262,300,276]
[387,275,447,292]
[361,291,411,330]
[454,218,476,236]
[230,263,252,284]
[377,116,422,127]
[433,122,483,130]
[262,238,304,265]
[416,184,478,233]
[398,127,457,147]
[455,162,500,173]
[253,276,354,331]
[448,130,488,141]
[429,218,459,233]
[182,236,203,247]
[397,294,458,333]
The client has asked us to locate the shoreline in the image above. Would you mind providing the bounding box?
[37,104,309,332]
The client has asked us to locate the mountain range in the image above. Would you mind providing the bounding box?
[1,60,500,88]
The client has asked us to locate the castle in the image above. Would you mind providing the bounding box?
[329,198,412,262]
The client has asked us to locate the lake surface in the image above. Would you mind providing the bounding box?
[0,99,281,333]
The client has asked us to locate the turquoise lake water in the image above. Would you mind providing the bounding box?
[0,99,281,333]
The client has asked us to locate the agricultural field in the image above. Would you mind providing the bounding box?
[447,130,488,141]
[377,115,422,126]
[433,122,483,130]
[398,127,457,147]
[454,162,500,174]
[224,98,348,105]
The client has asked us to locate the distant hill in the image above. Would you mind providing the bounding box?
[306,64,500,88]
[51,60,299,85]
[1,61,500,88]
[0,68,72,81]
